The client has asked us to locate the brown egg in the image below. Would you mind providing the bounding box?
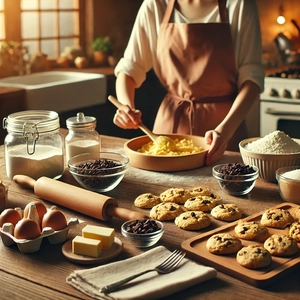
[42,206,67,231]
[23,201,47,224]
[0,208,22,227]
[14,218,41,239]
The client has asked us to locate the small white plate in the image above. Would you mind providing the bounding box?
[62,237,123,264]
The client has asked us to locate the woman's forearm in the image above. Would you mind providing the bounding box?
[116,73,136,109]
[215,80,260,139]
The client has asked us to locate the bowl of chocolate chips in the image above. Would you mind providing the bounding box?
[121,219,164,248]
[68,152,129,192]
[212,162,259,196]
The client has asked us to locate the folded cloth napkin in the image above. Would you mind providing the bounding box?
[66,246,217,300]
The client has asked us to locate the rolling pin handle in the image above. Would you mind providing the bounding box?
[13,175,36,189]
[106,205,148,221]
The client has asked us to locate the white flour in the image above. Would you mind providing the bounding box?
[66,140,100,162]
[245,131,300,154]
[283,169,300,180]
[5,144,64,180]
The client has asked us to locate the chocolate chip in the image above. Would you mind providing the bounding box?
[125,219,160,234]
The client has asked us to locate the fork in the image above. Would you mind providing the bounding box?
[100,249,186,294]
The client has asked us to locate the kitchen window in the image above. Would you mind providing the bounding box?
[0,0,84,59]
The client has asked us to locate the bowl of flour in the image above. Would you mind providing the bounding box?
[239,131,300,183]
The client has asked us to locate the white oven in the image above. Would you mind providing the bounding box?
[260,74,300,139]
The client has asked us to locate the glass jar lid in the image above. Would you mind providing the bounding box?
[3,110,60,134]
[2,110,60,155]
[66,112,97,129]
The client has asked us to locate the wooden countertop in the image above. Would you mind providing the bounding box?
[0,135,299,300]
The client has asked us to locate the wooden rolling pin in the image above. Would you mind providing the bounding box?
[13,175,148,221]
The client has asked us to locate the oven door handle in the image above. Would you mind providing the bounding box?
[265,108,300,117]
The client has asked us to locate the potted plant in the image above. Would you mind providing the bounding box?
[92,36,112,66]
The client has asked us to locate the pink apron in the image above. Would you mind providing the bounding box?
[153,0,246,151]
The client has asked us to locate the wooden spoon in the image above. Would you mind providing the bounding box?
[108,95,176,149]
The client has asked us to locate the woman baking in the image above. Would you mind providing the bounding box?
[113,0,264,165]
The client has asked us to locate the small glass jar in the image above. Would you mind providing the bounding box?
[3,110,64,180]
[65,112,100,163]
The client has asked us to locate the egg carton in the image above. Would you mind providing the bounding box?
[0,218,79,253]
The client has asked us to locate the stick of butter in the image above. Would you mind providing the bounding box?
[82,225,115,249]
[72,236,102,257]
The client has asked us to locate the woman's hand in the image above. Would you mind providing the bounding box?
[113,105,142,129]
[204,130,228,165]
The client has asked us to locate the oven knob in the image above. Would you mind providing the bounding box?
[269,88,279,97]
[280,89,292,98]
[291,89,300,99]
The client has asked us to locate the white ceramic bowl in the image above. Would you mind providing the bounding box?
[124,134,209,172]
[276,166,300,204]
[239,138,300,183]
[68,152,129,192]
[121,219,164,248]
[212,163,259,196]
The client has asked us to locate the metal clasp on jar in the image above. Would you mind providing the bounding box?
[23,122,39,155]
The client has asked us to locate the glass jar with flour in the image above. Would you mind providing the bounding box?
[3,110,64,180]
[65,112,100,163]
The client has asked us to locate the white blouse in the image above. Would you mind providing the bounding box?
[114,0,265,92]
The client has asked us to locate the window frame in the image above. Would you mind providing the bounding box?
[2,0,86,59]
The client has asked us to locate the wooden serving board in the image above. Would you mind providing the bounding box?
[62,237,123,265]
[181,203,300,287]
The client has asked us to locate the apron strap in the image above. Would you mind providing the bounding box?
[162,0,176,24]
[218,0,229,23]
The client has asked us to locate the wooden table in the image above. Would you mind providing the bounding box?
[0,135,299,300]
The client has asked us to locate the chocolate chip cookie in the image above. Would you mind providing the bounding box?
[134,193,161,208]
[160,188,192,204]
[184,195,221,212]
[174,211,211,230]
[211,204,243,222]
[264,234,299,257]
[261,208,294,229]
[206,233,242,255]
[149,202,186,221]
[188,186,212,197]
[289,221,300,243]
[234,221,269,242]
[236,245,272,269]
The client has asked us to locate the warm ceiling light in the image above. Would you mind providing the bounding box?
[277,15,286,25]
[277,4,285,25]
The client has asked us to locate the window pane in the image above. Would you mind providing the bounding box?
[21,12,38,39]
[23,40,38,56]
[40,0,57,10]
[60,38,79,54]
[59,12,79,36]
[21,0,38,10]
[41,39,56,57]
[59,0,79,10]
[0,14,4,40]
[0,0,4,10]
[41,12,56,38]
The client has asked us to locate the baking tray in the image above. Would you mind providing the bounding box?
[181,203,300,287]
